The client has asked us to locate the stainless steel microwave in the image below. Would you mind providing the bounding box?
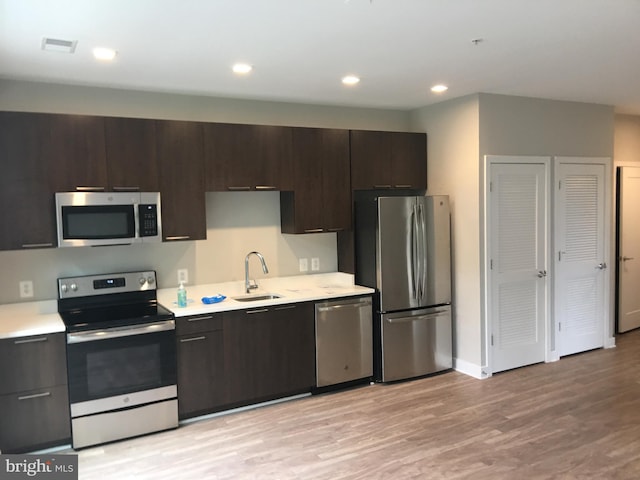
[55,192,162,247]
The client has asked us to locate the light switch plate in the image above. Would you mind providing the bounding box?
[311,258,320,271]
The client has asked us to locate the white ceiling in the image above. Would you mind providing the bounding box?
[1,0,640,114]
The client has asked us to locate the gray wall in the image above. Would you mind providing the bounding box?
[410,93,615,376]
[0,79,411,304]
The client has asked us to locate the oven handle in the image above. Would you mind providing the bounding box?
[67,320,175,344]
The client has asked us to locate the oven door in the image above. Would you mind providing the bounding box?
[66,320,176,417]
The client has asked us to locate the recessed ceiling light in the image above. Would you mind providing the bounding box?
[342,75,360,86]
[232,63,253,74]
[93,47,117,61]
[431,84,448,93]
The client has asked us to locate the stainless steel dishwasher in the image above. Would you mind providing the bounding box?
[315,296,373,388]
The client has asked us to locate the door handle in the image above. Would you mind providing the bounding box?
[621,256,635,262]
[596,262,607,270]
[537,270,547,278]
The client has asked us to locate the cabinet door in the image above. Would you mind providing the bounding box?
[177,329,225,418]
[224,303,315,406]
[156,120,206,241]
[44,113,108,192]
[104,117,159,191]
[281,128,350,233]
[350,130,427,190]
[0,385,70,453]
[391,132,427,189]
[0,333,67,395]
[204,123,293,191]
[0,112,57,250]
[350,130,392,190]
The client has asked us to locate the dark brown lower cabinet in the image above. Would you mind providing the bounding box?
[0,333,70,453]
[223,303,315,407]
[0,385,70,453]
[176,314,225,419]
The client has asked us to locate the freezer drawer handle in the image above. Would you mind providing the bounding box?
[386,311,448,323]
[14,336,48,345]
[18,391,51,401]
[317,301,372,312]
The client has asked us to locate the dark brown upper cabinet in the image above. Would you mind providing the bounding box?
[203,123,293,192]
[155,120,207,241]
[280,128,351,234]
[104,117,160,191]
[44,114,109,192]
[350,130,427,191]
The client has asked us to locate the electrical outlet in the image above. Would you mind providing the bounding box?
[177,269,189,284]
[299,258,308,272]
[20,280,34,298]
[311,258,320,271]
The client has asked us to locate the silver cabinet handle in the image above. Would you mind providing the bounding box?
[304,229,324,233]
[75,186,105,192]
[18,391,51,401]
[255,185,277,190]
[227,186,252,191]
[373,184,392,189]
[394,184,413,188]
[596,262,607,270]
[246,308,269,314]
[621,256,635,262]
[274,305,296,311]
[14,337,48,344]
[179,336,206,343]
[537,270,547,278]
[187,315,214,322]
[327,228,344,232]
[165,236,191,241]
[112,186,140,192]
[21,243,54,249]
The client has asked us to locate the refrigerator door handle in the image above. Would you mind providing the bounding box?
[418,202,426,300]
[387,312,446,324]
[411,204,418,299]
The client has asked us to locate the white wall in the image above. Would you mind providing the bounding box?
[614,114,640,164]
[410,95,482,375]
[0,79,412,304]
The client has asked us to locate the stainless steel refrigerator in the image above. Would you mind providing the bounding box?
[355,195,452,382]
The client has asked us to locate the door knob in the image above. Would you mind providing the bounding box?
[537,270,547,278]
[596,262,607,270]
[621,256,635,262]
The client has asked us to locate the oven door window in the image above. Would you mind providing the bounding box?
[67,329,176,403]
[62,204,135,240]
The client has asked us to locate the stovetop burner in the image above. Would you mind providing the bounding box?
[57,270,174,332]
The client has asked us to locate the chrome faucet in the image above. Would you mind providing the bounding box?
[245,251,269,293]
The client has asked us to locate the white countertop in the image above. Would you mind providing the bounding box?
[157,272,374,317]
[0,273,375,338]
[0,300,65,339]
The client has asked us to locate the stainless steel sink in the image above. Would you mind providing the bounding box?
[232,293,282,302]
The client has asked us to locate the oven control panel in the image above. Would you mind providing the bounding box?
[58,270,157,299]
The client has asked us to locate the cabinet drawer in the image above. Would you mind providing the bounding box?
[0,384,71,453]
[176,313,223,336]
[0,333,67,395]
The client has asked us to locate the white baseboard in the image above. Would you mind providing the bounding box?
[454,357,489,379]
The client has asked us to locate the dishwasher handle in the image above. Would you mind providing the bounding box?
[316,298,372,313]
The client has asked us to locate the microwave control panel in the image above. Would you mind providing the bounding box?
[139,204,159,237]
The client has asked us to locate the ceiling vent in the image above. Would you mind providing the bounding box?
[41,37,77,54]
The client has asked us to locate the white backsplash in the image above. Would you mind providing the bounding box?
[0,191,337,304]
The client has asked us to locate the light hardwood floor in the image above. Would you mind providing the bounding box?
[68,330,640,479]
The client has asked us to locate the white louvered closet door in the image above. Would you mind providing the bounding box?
[555,163,606,356]
[489,162,547,373]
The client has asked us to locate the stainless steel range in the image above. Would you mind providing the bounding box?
[57,270,178,449]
